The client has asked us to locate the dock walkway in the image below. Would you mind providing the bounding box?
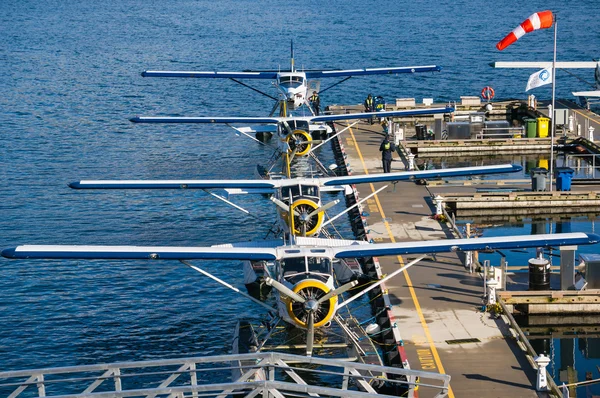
[336,120,547,398]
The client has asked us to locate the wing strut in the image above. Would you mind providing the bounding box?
[229,78,279,101]
[317,76,353,94]
[180,260,275,313]
[336,255,426,310]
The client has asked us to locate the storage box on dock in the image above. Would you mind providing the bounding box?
[460,96,481,106]
[446,122,471,139]
[484,120,510,138]
[578,254,600,289]
[395,98,415,107]
[537,117,550,138]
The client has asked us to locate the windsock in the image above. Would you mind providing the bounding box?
[496,10,554,51]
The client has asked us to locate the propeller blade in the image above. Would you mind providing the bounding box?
[265,277,306,303]
[270,197,300,216]
[317,280,359,305]
[306,311,315,357]
[288,146,299,164]
[307,199,340,218]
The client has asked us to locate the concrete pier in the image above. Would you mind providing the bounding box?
[334,119,549,397]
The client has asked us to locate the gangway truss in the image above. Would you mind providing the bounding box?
[0,352,450,398]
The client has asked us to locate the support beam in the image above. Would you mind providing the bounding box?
[490,61,599,69]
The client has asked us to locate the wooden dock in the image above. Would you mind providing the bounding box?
[334,119,549,398]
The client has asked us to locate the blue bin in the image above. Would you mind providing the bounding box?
[555,167,574,191]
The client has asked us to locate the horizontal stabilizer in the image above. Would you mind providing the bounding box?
[333,233,600,258]
[572,91,600,97]
[321,164,522,186]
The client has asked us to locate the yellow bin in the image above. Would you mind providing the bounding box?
[537,117,549,138]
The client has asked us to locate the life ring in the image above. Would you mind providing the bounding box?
[481,86,495,101]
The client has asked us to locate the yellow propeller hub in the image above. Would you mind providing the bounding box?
[286,279,336,328]
[284,199,323,237]
[287,130,312,157]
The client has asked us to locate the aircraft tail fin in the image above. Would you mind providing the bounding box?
[290,40,295,72]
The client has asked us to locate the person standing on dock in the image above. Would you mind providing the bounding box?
[379,133,396,173]
[364,94,374,112]
[364,94,374,124]
[309,91,320,115]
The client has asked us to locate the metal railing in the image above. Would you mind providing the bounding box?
[0,352,451,398]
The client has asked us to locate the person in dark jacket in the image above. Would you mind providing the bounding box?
[379,134,396,173]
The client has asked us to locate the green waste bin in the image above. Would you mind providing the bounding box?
[524,118,537,138]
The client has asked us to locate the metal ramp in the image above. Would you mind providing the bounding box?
[0,352,450,398]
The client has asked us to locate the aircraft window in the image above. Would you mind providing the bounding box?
[279,76,304,89]
[281,186,301,200]
[281,257,306,275]
[307,257,331,274]
[301,185,319,197]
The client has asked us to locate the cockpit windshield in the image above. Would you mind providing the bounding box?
[281,184,318,201]
[301,185,319,198]
[279,75,304,89]
[307,257,331,274]
[281,257,305,276]
[280,256,331,276]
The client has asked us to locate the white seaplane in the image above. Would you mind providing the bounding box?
[69,164,522,239]
[3,233,598,357]
[131,107,455,178]
[141,41,441,113]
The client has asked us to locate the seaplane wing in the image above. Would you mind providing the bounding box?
[130,107,455,125]
[141,71,279,79]
[1,245,277,261]
[69,164,521,191]
[319,164,522,186]
[309,107,453,123]
[304,65,441,78]
[3,233,598,261]
[68,179,281,190]
[332,232,599,259]
[141,66,441,80]
[129,116,281,124]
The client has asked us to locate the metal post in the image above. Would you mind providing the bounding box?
[549,18,558,192]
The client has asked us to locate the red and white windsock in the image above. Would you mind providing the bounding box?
[496,10,554,51]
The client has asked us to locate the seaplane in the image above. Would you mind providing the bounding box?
[131,107,455,178]
[3,233,598,358]
[69,164,523,239]
[140,41,442,114]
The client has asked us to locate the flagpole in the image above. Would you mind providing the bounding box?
[549,17,557,192]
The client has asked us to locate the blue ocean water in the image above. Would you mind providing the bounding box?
[1,0,599,384]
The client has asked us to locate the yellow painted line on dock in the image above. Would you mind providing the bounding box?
[346,124,455,398]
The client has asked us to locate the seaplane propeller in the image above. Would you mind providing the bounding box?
[266,276,358,356]
[293,199,340,237]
